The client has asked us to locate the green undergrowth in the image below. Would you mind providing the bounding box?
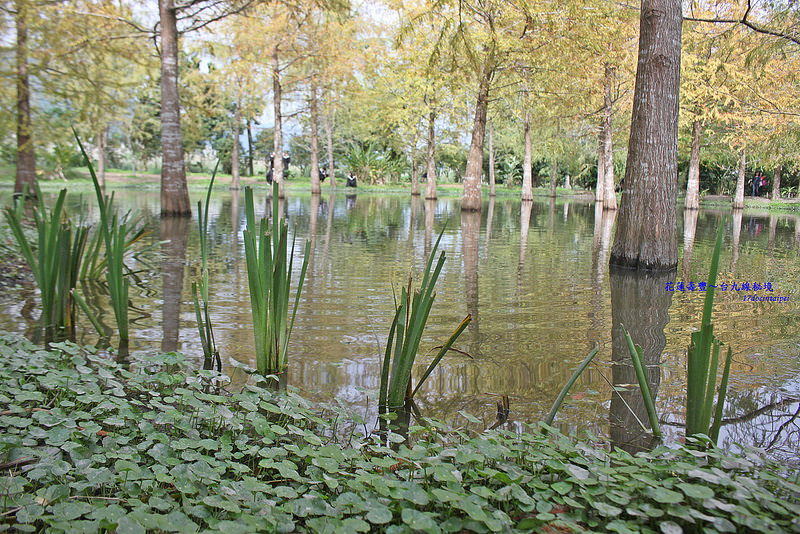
[1,333,799,534]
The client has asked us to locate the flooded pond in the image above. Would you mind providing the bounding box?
[2,186,799,462]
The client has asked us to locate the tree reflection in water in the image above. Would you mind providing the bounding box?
[609,268,675,454]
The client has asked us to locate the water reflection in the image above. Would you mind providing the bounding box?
[731,210,743,273]
[609,268,675,453]
[2,189,800,461]
[462,210,481,351]
[682,208,698,282]
[160,216,189,354]
[424,198,435,258]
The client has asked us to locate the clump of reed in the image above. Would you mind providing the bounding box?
[243,182,310,376]
[192,162,221,371]
[378,233,471,422]
[3,185,89,342]
[75,132,147,345]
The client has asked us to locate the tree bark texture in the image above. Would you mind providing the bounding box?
[461,49,495,212]
[609,0,682,271]
[603,65,617,210]
[733,148,745,209]
[247,119,254,176]
[549,160,558,198]
[272,44,285,198]
[231,104,240,190]
[159,0,191,216]
[522,114,533,201]
[310,76,321,194]
[684,119,701,210]
[96,127,106,188]
[425,111,437,200]
[772,165,781,200]
[411,159,419,196]
[488,121,496,197]
[596,119,605,203]
[326,106,335,190]
[15,1,36,197]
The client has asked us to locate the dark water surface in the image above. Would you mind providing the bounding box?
[2,187,799,462]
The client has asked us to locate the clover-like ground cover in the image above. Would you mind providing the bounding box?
[1,332,799,533]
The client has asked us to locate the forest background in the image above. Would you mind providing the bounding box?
[0,0,798,209]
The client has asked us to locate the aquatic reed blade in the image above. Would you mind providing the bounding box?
[622,325,662,438]
[544,346,599,426]
[191,162,221,370]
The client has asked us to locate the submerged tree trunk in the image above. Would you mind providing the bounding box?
[15,0,36,197]
[772,165,781,200]
[310,76,321,195]
[425,111,437,200]
[522,114,533,201]
[159,0,191,216]
[246,119,254,177]
[488,120,496,197]
[96,127,106,188]
[603,65,617,210]
[230,104,240,190]
[596,119,605,204]
[733,149,746,209]
[684,119,701,210]
[462,49,495,212]
[609,0,682,271]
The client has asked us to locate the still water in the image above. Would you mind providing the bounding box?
[2,188,799,462]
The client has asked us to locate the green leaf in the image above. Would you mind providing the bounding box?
[365,505,393,524]
[649,487,684,504]
[401,508,439,531]
[677,482,714,500]
[659,521,683,534]
[593,502,622,517]
[551,481,572,495]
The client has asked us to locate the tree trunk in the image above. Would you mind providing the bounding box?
[609,0,682,271]
[411,159,419,195]
[272,44,285,198]
[246,119,254,176]
[733,149,745,209]
[684,119,701,210]
[326,104,335,190]
[230,104,241,190]
[522,114,533,201]
[488,120,496,197]
[425,111,437,200]
[461,49,495,212]
[596,119,605,203]
[15,0,36,197]
[310,75,321,194]
[603,64,617,210]
[772,164,781,200]
[96,127,106,188]
[159,0,191,216]
[549,160,558,197]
